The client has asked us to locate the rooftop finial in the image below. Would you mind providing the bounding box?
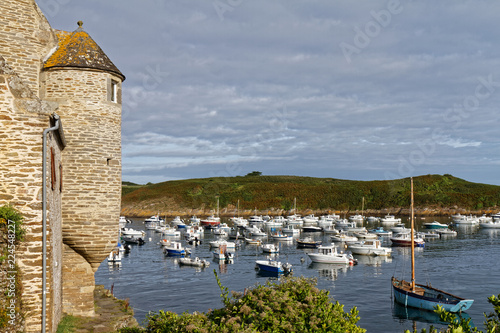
[77,20,83,28]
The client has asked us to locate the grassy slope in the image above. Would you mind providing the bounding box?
[121,174,500,217]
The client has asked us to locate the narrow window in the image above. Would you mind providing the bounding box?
[59,163,63,192]
[110,80,118,103]
[50,148,56,191]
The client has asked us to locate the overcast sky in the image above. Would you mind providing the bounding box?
[44,0,500,185]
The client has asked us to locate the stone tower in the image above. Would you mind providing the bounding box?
[42,21,125,316]
[0,1,125,331]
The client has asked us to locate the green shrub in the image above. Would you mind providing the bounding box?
[120,273,365,332]
[0,204,25,242]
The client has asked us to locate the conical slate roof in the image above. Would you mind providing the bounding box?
[44,21,125,81]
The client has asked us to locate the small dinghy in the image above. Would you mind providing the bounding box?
[179,257,210,268]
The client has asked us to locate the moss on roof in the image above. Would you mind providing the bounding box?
[43,23,125,81]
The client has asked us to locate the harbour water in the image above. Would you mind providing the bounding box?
[96,216,500,332]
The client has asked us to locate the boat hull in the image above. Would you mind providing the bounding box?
[392,278,473,313]
[307,253,350,264]
[257,263,284,274]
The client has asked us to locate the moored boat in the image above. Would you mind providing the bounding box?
[255,258,292,274]
[392,177,473,313]
[261,243,279,254]
[209,239,236,249]
[390,232,425,247]
[296,237,322,248]
[302,226,323,232]
[422,221,449,229]
[307,244,357,265]
[347,239,392,256]
[179,257,210,268]
[163,241,189,255]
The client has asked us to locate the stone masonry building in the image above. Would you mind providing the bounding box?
[0,1,125,332]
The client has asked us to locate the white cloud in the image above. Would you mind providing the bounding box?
[45,0,500,185]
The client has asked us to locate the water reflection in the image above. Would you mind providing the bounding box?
[354,255,392,267]
[392,300,473,328]
[308,262,352,281]
[107,261,122,272]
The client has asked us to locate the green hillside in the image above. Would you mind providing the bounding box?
[121,174,500,217]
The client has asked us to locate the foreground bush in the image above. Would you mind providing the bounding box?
[120,273,365,332]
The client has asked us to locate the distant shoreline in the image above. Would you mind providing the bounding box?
[120,207,499,219]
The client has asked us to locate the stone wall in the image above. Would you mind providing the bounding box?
[0,56,62,332]
[0,0,57,95]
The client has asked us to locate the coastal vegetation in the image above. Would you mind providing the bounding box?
[121,174,500,217]
[0,205,25,331]
[118,274,366,332]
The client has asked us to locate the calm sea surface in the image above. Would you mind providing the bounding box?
[95,216,500,332]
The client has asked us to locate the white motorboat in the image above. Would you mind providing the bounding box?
[245,225,267,237]
[436,229,458,236]
[245,238,262,245]
[144,215,165,224]
[422,221,449,229]
[307,244,357,265]
[230,217,249,227]
[184,225,204,239]
[271,232,293,241]
[479,221,500,229]
[352,231,378,240]
[330,233,358,243]
[349,214,364,223]
[164,241,190,255]
[178,257,210,268]
[281,224,300,235]
[478,214,492,223]
[302,214,319,226]
[248,215,264,225]
[322,225,340,235]
[317,216,334,228]
[286,214,304,227]
[347,239,392,256]
[390,232,425,247]
[170,216,186,228]
[121,234,145,245]
[145,221,158,230]
[121,228,145,237]
[212,227,228,236]
[264,217,285,228]
[334,219,351,229]
[209,239,236,249]
[261,243,279,253]
[161,227,181,238]
[119,216,128,228]
[189,215,201,224]
[380,214,401,224]
[368,227,392,237]
[453,214,479,225]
